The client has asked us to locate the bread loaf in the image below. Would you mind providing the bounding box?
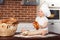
[33,21,39,30]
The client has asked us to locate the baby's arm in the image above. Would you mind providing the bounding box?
[40,22,48,28]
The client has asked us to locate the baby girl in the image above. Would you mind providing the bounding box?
[20,2,51,36]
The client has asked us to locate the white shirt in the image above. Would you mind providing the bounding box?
[35,16,48,31]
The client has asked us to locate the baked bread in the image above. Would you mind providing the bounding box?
[6,18,17,24]
[0,17,19,28]
[33,21,39,30]
[0,18,18,24]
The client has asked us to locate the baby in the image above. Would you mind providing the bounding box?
[20,2,51,36]
[32,10,49,36]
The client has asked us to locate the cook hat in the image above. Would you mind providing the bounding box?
[38,2,51,17]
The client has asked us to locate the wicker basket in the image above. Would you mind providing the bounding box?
[0,23,17,36]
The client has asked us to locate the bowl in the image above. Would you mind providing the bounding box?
[0,23,17,36]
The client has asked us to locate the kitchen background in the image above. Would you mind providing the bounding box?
[0,0,60,34]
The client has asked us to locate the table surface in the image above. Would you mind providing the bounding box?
[0,32,60,40]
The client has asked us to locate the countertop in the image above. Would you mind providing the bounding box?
[0,32,60,40]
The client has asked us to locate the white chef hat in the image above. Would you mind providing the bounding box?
[38,2,51,17]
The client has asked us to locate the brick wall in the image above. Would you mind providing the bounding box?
[0,0,37,22]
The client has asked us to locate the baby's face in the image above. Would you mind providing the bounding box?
[37,10,44,17]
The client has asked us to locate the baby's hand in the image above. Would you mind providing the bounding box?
[20,31,29,36]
